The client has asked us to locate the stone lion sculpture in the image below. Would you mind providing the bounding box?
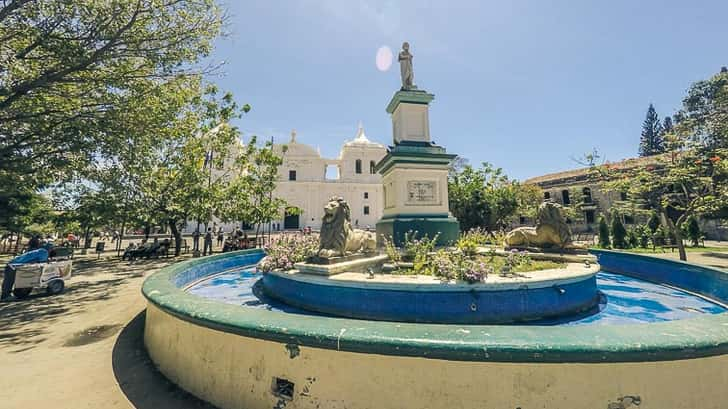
[317,196,376,258]
[504,201,573,250]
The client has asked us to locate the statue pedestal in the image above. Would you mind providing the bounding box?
[375,90,459,247]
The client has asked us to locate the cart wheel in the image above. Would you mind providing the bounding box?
[46,280,65,295]
[12,287,32,299]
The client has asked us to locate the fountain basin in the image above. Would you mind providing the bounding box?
[142,249,728,409]
[261,264,599,324]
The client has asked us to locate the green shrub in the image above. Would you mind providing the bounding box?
[647,212,661,234]
[636,224,651,248]
[611,212,628,249]
[627,228,640,248]
[402,231,438,275]
[598,215,611,248]
[685,216,702,247]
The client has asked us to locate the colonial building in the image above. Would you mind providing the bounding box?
[272,125,387,231]
[521,156,727,240]
[187,124,387,234]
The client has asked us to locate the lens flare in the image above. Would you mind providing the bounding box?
[375,46,393,72]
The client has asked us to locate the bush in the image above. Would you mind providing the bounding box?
[257,234,318,272]
[598,215,611,248]
[402,231,438,275]
[456,227,488,256]
[611,212,628,249]
[647,212,661,234]
[636,224,651,248]
[685,216,702,247]
[627,228,640,248]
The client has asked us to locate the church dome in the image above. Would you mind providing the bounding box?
[342,122,385,149]
[275,129,321,158]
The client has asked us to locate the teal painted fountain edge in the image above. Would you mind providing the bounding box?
[142,248,728,363]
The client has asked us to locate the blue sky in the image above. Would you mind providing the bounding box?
[209,0,727,180]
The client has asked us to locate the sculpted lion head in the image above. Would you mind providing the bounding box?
[536,201,572,245]
[318,196,352,257]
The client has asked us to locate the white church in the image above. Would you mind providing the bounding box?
[187,123,387,234]
[272,124,387,231]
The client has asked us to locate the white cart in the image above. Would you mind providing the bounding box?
[12,260,72,298]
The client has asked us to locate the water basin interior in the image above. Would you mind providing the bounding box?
[186,266,726,326]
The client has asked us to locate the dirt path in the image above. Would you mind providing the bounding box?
[0,255,216,409]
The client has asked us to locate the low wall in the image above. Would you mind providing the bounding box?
[143,249,728,409]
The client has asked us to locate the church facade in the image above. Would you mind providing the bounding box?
[186,124,387,234]
[272,125,387,231]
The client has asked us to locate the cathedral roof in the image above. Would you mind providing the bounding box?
[342,122,385,149]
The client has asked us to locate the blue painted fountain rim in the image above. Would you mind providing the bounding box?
[142,248,728,363]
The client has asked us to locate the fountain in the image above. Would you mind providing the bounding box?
[142,43,728,409]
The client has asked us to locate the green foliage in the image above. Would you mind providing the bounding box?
[381,236,402,268]
[627,228,640,249]
[402,231,439,275]
[684,216,702,247]
[647,212,661,233]
[257,235,318,272]
[448,162,541,232]
[598,215,611,248]
[594,68,728,260]
[0,0,224,194]
[611,212,628,249]
[639,103,665,156]
[455,228,489,256]
[635,225,651,248]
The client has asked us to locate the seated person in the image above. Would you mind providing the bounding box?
[1,245,50,301]
[122,243,137,261]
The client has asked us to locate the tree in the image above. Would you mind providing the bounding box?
[639,104,665,156]
[661,116,674,137]
[611,211,628,248]
[598,215,611,248]
[448,163,541,233]
[595,70,728,261]
[0,0,224,193]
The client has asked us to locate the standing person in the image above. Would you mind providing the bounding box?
[192,228,201,252]
[217,227,224,247]
[203,228,213,256]
[28,235,41,250]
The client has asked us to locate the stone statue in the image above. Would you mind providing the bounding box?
[317,196,376,259]
[504,201,573,250]
[399,42,415,90]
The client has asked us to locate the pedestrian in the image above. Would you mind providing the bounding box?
[192,228,201,252]
[28,234,41,250]
[217,227,224,246]
[203,227,213,256]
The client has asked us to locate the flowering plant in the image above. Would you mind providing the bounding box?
[257,234,318,272]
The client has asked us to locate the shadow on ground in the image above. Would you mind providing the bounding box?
[112,311,218,409]
[0,277,127,350]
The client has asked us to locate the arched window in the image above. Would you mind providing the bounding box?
[369,160,376,174]
[582,187,592,203]
[561,190,570,205]
[355,159,362,174]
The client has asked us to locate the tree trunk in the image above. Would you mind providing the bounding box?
[84,225,92,248]
[117,220,127,257]
[14,231,21,252]
[144,222,150,240]
[170,220,182,256]
[662,210,687,261]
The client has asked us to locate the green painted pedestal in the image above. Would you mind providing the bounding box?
[376,213,459,247]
